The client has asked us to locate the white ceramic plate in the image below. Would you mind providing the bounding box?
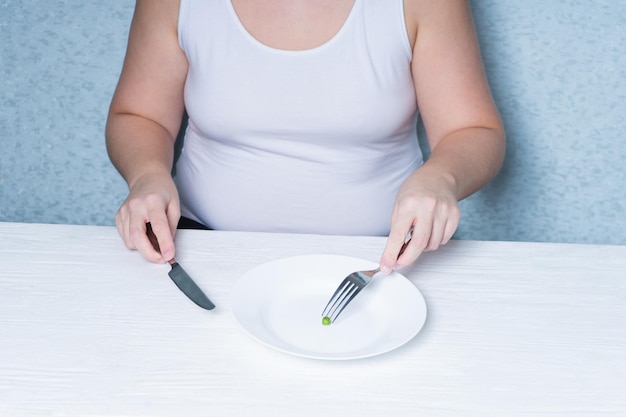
[230,254,427,360]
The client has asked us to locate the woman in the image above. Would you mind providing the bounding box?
[106,0,505,273]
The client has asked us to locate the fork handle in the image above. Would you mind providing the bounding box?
[398,237,411,257]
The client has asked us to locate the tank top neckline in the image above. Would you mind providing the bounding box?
[225,0,360,56]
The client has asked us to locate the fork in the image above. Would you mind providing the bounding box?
[321,237,411,324]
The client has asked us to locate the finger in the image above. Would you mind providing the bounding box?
[425,212,447,252]
[128,213,164,263]
[149,214,176,261]
[395,217,431,270]
[115,206,134,250]
[441,210,460,245]
[165,200,181,245]
[380,220,413,274]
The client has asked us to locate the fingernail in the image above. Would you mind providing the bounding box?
[380,264,392,274]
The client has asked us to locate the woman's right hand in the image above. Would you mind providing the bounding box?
[115,172,180,264]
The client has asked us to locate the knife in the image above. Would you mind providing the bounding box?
[146,223,216,310]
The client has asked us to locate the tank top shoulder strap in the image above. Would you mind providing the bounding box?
[359,0,413,61]
[178,0,232,56]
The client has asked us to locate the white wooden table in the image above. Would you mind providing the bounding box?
[1,222,625,416]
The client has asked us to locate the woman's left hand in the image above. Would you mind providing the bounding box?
[379,171,460,273]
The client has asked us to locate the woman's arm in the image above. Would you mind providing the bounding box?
[380,0,505,272]
[106,0,188,263]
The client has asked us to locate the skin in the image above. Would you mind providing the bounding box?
[106,0,505,270]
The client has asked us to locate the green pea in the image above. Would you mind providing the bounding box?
[322,316,331,326]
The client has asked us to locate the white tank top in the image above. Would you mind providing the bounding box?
[175,0,423,235]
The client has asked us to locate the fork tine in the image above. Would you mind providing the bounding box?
[322,279,352,317]
[329,285,362,323]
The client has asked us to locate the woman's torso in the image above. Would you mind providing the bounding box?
[175,0,423,235]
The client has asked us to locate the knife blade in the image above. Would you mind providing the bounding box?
[146,223,215,310]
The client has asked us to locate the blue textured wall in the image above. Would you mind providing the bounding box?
[1,1,625,245]
[459,0,626,245]
[0,1,133,225]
